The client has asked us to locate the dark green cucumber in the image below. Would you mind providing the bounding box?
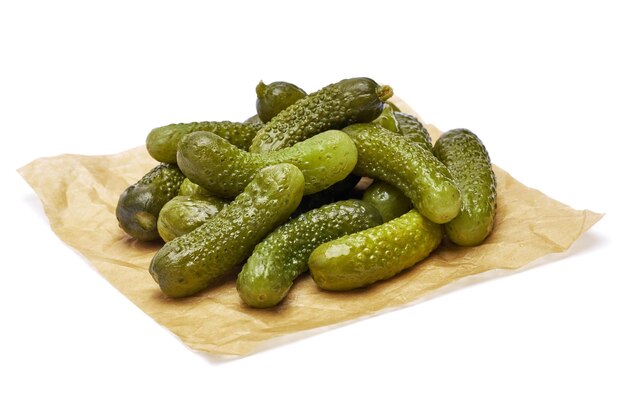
[150,163,304,298]
[372,103,400,133]
[255,80,307,123]
[146,120,262,163]
[309,209,443,291]
[157,195,228,242]
[237,200,382,308]
[343,123,460,224]
[249,77,393,153]
[362,181,412,222]
[433,128,497,246]
[394,112,432,151]
[177,130,357,198]
[116,163,185,241]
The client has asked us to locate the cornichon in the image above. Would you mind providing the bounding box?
[237,200,383,308]
[372,103,400,133]
[433,128,497,246]
[178,178,212,197]
[249,77,393,153]
[146,120,262,163]
[343,123,460,224]
[308,209,443,291]
[150,163,304,298]
[255,80,307,123]
[394,111,432,151]
[116,163,185,241]
[177,130,358,198]
[157,195,228,242]
[362,181,412,222]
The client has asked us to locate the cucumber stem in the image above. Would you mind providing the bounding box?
[255,81,267,98]
[377,85,394,102]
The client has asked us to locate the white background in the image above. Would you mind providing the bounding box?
[1,1,624,416]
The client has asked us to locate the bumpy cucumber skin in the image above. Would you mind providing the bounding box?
[116,163,185,241]
[237,200,383,308]
[150,163,304,298]
[146,121,262,163]
[362,181,412,222]
[177,130,358,198]
[255,81,307,123]
[309,209,443,291]
[157,195,228,242]
[249,77,392,153]
[372,103,400,133]
[343,123,460,224]
[433,129,497,246]
[394,112,432,151]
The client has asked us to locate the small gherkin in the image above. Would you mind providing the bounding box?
[250,77,393,153]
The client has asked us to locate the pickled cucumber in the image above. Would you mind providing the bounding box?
[362,181,412,222]
[372,103,400,133]
[394,112,432,151]
[250,77,393,153]
[433,128,497,246]
[309,209,443,291]
[255,80,307,123]
[146,120,261,163]
[177,130,357,198]
[157,195,228,242]
[237,200,382,308]
[150,163,304,298]
[116,163,185,241]
[178,178,212,197]
[343,123,460,224]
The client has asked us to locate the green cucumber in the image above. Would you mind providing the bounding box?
[394,112,432,151]
[255,80,307,123]
[178,178,212,197]
[433,128,497,246]
[249,77,393,153]
[343,123,460,224]
[237,200,382,308]
[157,195,228,242]
[115,163,185,241]
[362,181,412,222]
[372,103,400,133]
[146,120,262,163]
[308,209,443,291]
[177,129,357,198]
[150,163,304,298]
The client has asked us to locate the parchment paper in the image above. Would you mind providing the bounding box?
[18,100,603,356]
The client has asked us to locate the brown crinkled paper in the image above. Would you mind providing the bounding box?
[18,99,602,356]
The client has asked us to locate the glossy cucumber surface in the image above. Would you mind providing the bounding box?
[343,123,460,224]
[250,77,392,153]
[157,195,228,242]
[433,128,497,246]
[308,209,443,291]
[255,80,307,123]
[237,200,382,308]
[362,181,412,222]
[177,130,357,198]
[116,163,185,241]
[146,120,261,163]
[150,163,305,298]
[394,112,432,151]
